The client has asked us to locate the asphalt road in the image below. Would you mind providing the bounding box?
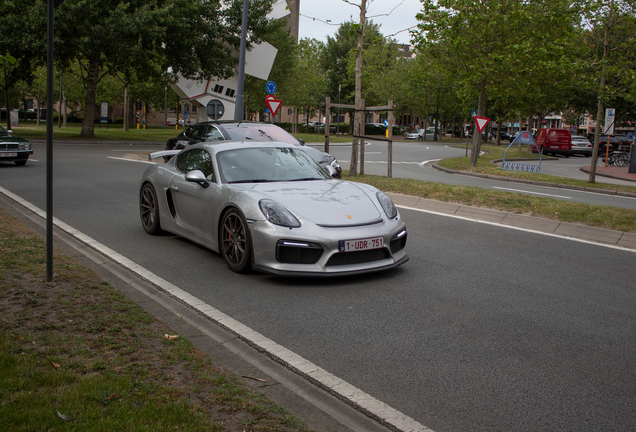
[1,143,636,431]
[320,140,636,210]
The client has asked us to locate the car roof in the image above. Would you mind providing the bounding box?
[195,140,298,154]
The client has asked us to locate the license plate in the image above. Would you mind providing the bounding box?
[1,152,17,157]
[339,236,384,253]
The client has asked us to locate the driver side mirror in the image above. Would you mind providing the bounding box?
[185,170,210,188]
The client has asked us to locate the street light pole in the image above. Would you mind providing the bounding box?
[234,0,249,121]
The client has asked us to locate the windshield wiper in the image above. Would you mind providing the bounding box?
[287,177,323,182]
[228,179,275,183]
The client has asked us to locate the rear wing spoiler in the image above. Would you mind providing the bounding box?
[148,150,180,161]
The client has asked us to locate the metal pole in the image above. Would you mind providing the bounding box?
[46,0,54,281]
[233,0,249,121]
[164,87,167,129]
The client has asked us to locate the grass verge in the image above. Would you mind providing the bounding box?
[10,124,353,144]
[0,207,309,431]
[344,171,636,233]
[438,143,636,195]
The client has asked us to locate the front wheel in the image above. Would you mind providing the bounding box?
[140,183,163,235]
[220,209,252,273]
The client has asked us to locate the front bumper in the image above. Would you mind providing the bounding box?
[248,218,408,277]
[0,150,32,162]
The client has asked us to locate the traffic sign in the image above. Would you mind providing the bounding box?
[475,116,490,133]
[266,81,277,95]
[384,120,389,128]
[472,109,477,118]
[265,96,282,116]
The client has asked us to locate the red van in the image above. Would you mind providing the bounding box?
[534,128,572,157]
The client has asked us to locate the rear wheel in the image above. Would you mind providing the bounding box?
[14,160,27,166]
[140,183,163,234]
[220,209,252,273]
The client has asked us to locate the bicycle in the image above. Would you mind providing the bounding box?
[603,145,631,167]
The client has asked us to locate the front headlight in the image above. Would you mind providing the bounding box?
[18,141,31,151]
[259,199,301,228]
[376,192,397,219]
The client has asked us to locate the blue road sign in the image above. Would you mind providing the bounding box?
[384,120,389,128]
[266,81,277,95]
[472,109,477,118]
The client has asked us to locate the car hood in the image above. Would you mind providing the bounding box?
[236,180,382,226]
[0,135,29,143]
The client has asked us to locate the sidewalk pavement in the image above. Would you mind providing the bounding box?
[580,165,636,182]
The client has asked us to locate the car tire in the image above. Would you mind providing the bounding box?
[14,160,27,166]
[140,183,163,235]
[220,208,252,273]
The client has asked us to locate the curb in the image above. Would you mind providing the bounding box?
[431,163,636,198]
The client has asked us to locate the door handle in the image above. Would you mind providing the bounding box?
[170,185,178,192]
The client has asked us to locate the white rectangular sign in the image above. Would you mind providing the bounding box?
[604,108,615,135]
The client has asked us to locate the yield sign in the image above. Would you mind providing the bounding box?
[474,116,490,133]
[265,95,282,116]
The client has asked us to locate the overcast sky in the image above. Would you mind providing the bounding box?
[297,0,423,45]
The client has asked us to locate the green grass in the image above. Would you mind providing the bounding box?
[439,143,636,194]
[345,171,636,233]
[0,208,310,431]
[11,123,355,144]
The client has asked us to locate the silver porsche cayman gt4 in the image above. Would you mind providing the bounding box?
[139,141,408,276]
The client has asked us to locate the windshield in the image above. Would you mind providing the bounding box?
[223,124,300,145]
[217,147,331,184]
[0,125,7,136]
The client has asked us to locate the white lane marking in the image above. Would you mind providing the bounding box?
[493,187,572,199]
[396,204,636,254]
[0,185,432,432]
[337,160,421,165]
[419,159,442,167]
[107,156,155,164]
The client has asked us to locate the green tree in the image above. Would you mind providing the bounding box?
[414,0,581,165]
[0,0,45,129]
[582,0,636,181]
[279,38,327,128]
[53,0,274,138]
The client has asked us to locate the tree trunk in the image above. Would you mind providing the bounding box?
[80,57,100,138]
[349,0,366,177]
[123,84,129,132]
[526,110,534,154]
[4,87,10,130]
[589,21,611,183]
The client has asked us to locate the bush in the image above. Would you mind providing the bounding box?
[274,122,292,132]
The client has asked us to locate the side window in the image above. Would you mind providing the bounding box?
[203,126,225,141]
[182,149,215,180]
[184,126,196,139]
[176,151,189,172]
[188,125,206,140]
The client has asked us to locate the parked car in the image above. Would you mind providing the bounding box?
[0,125,32,166]
[310,122,336,134]
[140,142,408,275]
[570,135,593,157]
[586,133,623,154]
[405,128,435,141]
[496,131,511,141]
[164,120,341,178]
[534,128,572,157]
